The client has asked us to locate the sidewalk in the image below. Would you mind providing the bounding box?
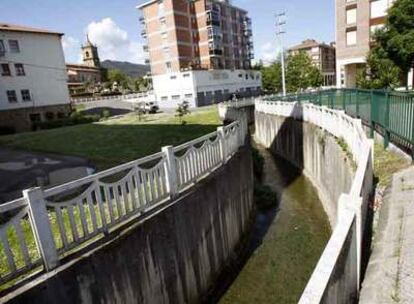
[360,166,414,303]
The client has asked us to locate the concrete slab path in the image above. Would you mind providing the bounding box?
[360,166,414,303]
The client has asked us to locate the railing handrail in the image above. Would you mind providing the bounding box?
[255,98,373,303]
[0,117,247,287]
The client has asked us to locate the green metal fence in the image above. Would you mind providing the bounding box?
[264,89,414,157]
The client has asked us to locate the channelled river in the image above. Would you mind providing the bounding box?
[212,143,331,304]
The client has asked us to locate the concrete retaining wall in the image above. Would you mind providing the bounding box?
[255,111,354,226]
[3,148,254,304]
[254,100,374,304]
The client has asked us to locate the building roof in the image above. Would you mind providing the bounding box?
[0,23,64,36]
[289,39,334,51]
[66,63,101,72]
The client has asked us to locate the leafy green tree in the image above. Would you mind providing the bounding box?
[374,0,414,87]
[107,69,129,89]
[261,61,282,93]
[356,49,401,89]
[286,52,323,92]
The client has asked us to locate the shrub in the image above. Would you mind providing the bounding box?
[254,183,279,210]
[0,126,16,135]
[252,148,264,180]
[45,112,55,121]
[101,109,111,119]
[34,112,100,130]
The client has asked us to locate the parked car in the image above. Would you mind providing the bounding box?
[144,102,159,114]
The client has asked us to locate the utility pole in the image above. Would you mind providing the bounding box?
[276,12,287,96]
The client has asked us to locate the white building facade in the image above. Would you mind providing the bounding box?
[0,24,70,133]
[153,69,261,108]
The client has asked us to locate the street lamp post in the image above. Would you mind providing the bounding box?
[276,12,287,97]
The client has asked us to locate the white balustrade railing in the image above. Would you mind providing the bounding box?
[255,98,374,304]
[0,120,246,285]
[0,198,42,284]
[70,91,154,103]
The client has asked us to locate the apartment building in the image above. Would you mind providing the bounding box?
[289,39,336,87]
[137,0,262,107]
[0,23,70,133]
[336,0,413,89]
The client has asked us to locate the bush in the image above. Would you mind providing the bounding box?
[34,112,100,130]
[101,109,111,119]
[0,126,16,136]
[252,148,264,180]
[254,183,279,210]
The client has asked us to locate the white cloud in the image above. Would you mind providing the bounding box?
[259,42,280,66]
[86,18,144,64]
[62,36,82,64]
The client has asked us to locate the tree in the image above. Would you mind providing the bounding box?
[374,0,414,87]
[176,101,191,125]
[286,52,323,92]
[107,69,129,90]
[261,61,282,93]
[356,49,401,89]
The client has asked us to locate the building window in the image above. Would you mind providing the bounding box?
[161,96,168,101]
[170,75,177,79]
[346,8,357,25]
[21,89,31,102]
[15,63,25,76]
[8,40,20,53]
[184,93,193,98]
[346,30,357,46]
[0,40,5,55]
[7,90,18,103]
[183,73,190,78]
[166,61,172,72]
[172,95,180,100]
[1,64,11,76]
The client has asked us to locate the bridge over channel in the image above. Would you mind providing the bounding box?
[0,89,413,303]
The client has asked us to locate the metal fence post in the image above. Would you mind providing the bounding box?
[369,90,375,138]
[217,127,228,164]
[23,187,59,271]
[342,90,346,111]
[356,90,360,118]
[384,92,391,149]
[162,146,179,198]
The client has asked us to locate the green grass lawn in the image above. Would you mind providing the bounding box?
[0,107,221,170]
[0,106,221,288]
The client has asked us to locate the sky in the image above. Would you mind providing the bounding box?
[0,0,335,65]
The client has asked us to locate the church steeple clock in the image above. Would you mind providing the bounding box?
[81,35,100,68]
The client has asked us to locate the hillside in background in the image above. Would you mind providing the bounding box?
[101,60,150,78]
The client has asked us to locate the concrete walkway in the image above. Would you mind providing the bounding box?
[360,166,414,303]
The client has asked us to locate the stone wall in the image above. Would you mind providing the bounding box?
[255,111,354,226]
[3,147,254,304]
[0,103,71,133]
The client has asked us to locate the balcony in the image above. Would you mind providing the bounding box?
[139,16,145,24]
[209,49,224,56]
[141,29,147,38]
[207,11,221,27]
[143,45,149,52]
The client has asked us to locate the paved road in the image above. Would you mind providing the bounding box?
[360,166,414,303]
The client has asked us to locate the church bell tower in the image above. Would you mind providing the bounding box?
[82,35,100,68]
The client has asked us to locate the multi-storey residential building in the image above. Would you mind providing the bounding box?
[289,39,337,87]
[0,23,70,133]
[137,0,262,107]
[336,0,413,89]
